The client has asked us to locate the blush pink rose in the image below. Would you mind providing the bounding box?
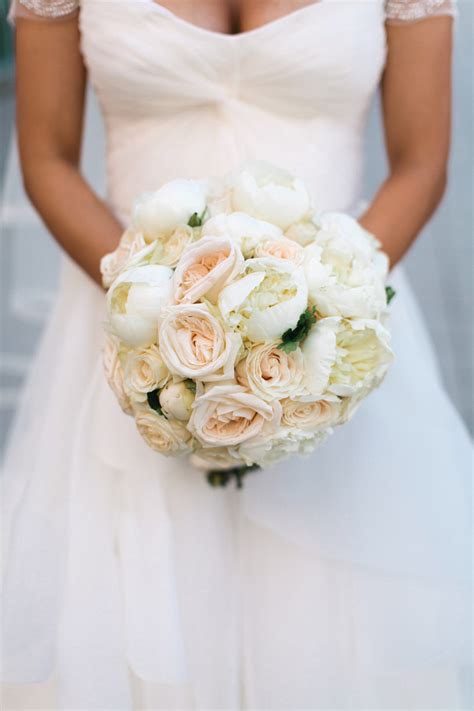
[253,236,304,264]
[159,304,241,381]
[173,236,244,304]
[236,342,304,402]
[188,383,281,447]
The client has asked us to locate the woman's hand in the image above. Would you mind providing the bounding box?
[15,15,123,286]
[360,16,454,267]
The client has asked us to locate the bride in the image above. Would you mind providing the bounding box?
[2,0,472,708]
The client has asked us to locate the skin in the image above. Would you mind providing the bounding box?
[15,2,453,286]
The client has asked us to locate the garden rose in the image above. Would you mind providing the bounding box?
[122,344,169,403]
[135,408,191,455]
[253,236,304,264]
[188,383,282,447]
[281,397,341,430]
[218,257,308,342]
[227,161,311,229]
[236,342,304,401]
[159,304,241,381]
[133,179,206,241]
[106,264,173,347]
[173,236,244,304]
[102,335,132,414]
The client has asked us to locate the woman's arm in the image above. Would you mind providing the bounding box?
[16,16,123,285]
[359,17,453,267]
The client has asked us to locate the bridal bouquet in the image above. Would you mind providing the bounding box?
[101,162,394,486]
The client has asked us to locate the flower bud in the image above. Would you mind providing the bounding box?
[159,380,195,421]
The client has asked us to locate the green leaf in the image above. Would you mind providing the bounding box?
[278,306,317,353]
[278,340,299,354]
[385,285,396,305]
[187,207,207,228]
[185,379,197,394]
[147,388,167,418]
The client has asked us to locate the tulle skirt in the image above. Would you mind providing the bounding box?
[2,258,472,710]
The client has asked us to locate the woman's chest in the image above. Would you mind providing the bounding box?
[79,0,387,120]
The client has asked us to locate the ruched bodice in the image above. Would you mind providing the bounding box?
[79,0,386,220]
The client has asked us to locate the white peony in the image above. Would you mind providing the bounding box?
[122,344,169,403]
[303,212,389,319]
[236,342,305,402]
[135,408,192,455]
[106,264,173,347]
[159,380,195,421]
[238,428,327,468]
[159,303,242,381]
[173,235,244,304]
[218,257,308,342]
[227,161,311,229]
[101,229,147,289]
[188,383,282,448]
[201,212,282,257]
[190,446,245,471]
[284,212,320,246]
[151,224,196,268]
[302,316,394,399]
[132,179,206,241]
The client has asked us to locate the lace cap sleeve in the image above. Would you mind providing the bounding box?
[385,0,457,23]
[9,0,79,22]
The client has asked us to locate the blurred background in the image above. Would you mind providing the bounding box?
[0,1,472,455]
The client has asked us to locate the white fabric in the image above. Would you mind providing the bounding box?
[2,1,472,709]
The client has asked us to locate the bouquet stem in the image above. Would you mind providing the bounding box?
[207,464,260,489]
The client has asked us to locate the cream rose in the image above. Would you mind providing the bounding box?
[135,408,191,455]
[227,161,311,229]
[159,304,241,381]
[218,257,308,342]
[132,179,206,241]
[236,342,304,402]
[281,397,341,430]
[302,316,394,398]
[159,380,195,421]
[253,236,304,264]
[122,344,169,403]
[201,212,283,257]
[106,264,173,347]
[303,212,389,319]
[102,335,133,414]
[188,383,282,448]
[173,236,244,304]
[101,230,147,289]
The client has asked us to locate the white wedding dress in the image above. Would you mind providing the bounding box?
[2,1,472,709]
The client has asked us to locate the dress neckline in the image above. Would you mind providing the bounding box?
[145,0,326,40]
